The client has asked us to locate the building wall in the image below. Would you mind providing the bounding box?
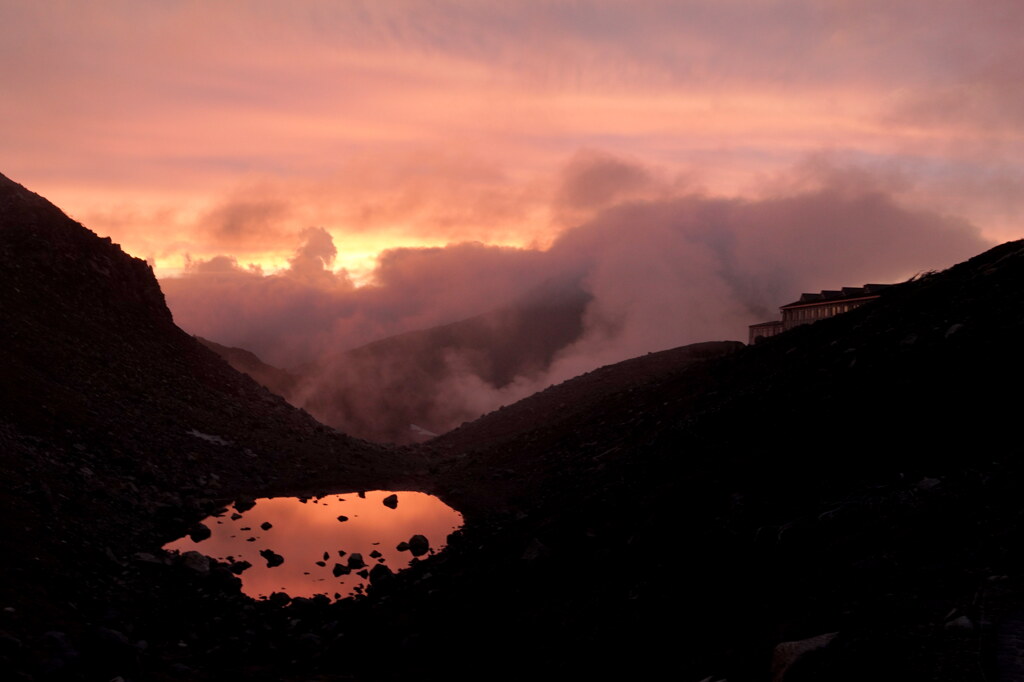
[781,299,872,330]
[749,321,783,344]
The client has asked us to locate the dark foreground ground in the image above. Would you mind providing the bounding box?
[4,170,1024,680]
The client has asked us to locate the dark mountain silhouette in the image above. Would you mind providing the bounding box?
[395,241,1024,682]
[0,172,408,679]
[4,171,1024,681]
[301,282,591,443]
[196,335,301,400]
[202,283,591,443]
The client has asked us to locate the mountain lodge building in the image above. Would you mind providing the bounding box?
[748,284,891,344]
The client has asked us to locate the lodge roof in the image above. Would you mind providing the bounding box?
[780,283,891,309]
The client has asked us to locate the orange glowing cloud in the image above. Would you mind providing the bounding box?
[2,0,1023,278]
[7,1,1018,444]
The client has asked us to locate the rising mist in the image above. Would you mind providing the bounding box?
[161,157,988,442]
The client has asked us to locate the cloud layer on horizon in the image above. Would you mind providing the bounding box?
[3,1,1014,439]
[2,0,1023,276]
[160,159,989,440]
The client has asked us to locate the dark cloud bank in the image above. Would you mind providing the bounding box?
[162,162,988,443]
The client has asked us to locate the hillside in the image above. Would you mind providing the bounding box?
[0,172,411,679]
[195,335,302,400]
[200,283,591,443]
[296,283,591,443]
[421,239,1024,681]
[4,170,1024,681]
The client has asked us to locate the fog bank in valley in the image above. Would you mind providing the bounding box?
[162,157,989,442]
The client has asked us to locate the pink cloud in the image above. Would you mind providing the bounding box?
[162,157,989,441]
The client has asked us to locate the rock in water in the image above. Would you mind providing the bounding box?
[187,523,211,542]
[408,534,430,557]
[229,560,252,575]
[259,549,284,568]
[382,494,398,509]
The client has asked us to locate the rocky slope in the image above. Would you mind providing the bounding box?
[421,239,1024,681]
[0,172,412,680]
[4,170,1024,681]
[195,336,301,401]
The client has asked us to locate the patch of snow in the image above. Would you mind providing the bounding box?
[409,424,438,438]
[187,429,232,446]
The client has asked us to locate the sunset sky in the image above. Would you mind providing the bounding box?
[5,1,1021,278]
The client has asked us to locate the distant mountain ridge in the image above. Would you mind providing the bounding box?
[196,335,301,400]
[7,170,1024,681]
[201,281,592,443]
[299,282,591,443]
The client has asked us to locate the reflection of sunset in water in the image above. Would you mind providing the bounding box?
[164,490,463,601]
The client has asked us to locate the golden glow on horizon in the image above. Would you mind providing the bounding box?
[151,235,540,287]
[5,0,1024,270]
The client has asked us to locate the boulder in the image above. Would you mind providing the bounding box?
[259,549,284,568]
[408,534,430,557]
[187,523,211,542]
[234,497,256,513]
[229,560,252,575]
[369,564,394,584]
[181,551,210,574]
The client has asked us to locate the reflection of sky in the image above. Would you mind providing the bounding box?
[164,490,463,601]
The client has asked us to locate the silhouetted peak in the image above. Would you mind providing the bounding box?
[0,171,172,326]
